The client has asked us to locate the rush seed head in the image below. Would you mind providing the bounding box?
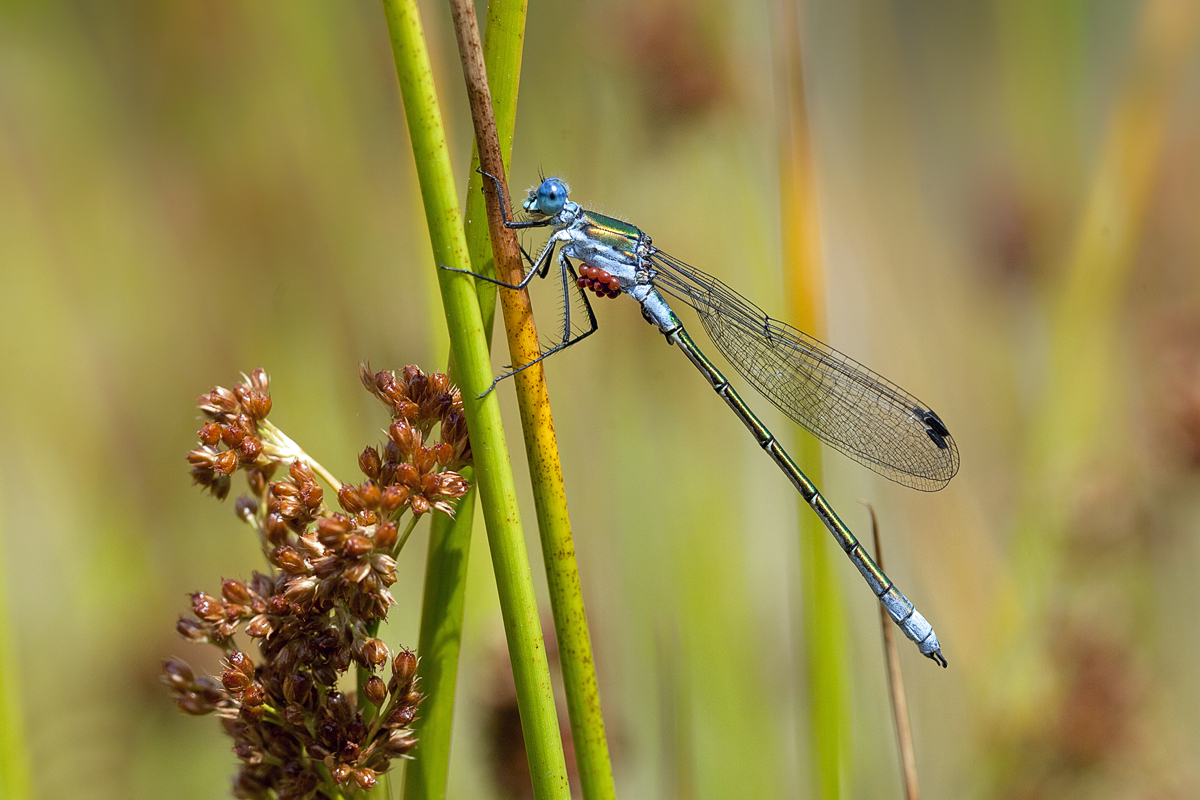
[168,365,467,796]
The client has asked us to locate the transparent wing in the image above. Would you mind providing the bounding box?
[651,252,959,491]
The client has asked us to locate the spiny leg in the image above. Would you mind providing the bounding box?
[482,253,600,395]
[440,235,558,291]
[477,167,552,231]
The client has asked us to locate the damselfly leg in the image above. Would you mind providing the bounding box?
[463,171,957,664]
[439,169,602,394]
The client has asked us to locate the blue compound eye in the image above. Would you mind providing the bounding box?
[536,178,567,215]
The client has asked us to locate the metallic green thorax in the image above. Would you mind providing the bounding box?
[579,211,643,255]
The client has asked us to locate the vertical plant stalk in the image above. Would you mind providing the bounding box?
[986,0,1200,753]
[379,2,570,800]
[1015,0,1200,599]
[446,4,618,800]
[402,477,476,800]
[772,0,848,796]
[404,2,527,798]
[0,488,32,800]
[460,0,527,340]
[868,506,920,800]
[405,3,526,798]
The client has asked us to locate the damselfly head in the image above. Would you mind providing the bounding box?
[523,178,569,217]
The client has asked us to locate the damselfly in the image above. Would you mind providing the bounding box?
[456,171,959,667]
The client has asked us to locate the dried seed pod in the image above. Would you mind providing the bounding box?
[221,423,246,448]
[176,692,214,716]
[227,650,255,676]
[175,617,206,641]
[234,496,258,524]
[282,576,317,605]
[198,422,222,446]
[362,638,389,668]
[394,462,418,487]
[373,521,398,550]
[381,729,418,756]
[283,671,313,705]
[379,486,408,516]
[221,668,251,693]
[191,592,223,621]
[358,482,381,510]
[162,658,195,689]
[276,497,302,519]
[405,368,429,405]
[221,579,252,605]
[316,515,352,546]
[344,561,371,583]
[352,768,377,790]
[394,399,420,420]
[344,534,372,559]
[237,437,262,464]
[174,366,435,795]
[413,447,437,475]
[282,704,307,726]
[288,460,315,484]
[392,649,417,686]
[386,703,416,728]
[264,513,290,546]
[266,594,289,615]
[364,675,387,707]
[214,449,240,476]
[337,485,366,514]
[273,546,308,575]
[240,704,265,724]
[245,615,273,638]
[388,421,422,458]
[247,468,268,496]
[199,385,240,417]
[298,480,323,509]
[327,691,352,726]
[358,446,382,481]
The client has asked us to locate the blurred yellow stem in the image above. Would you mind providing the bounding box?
[447,2,617,798]
[1000,0,1200,725]
[379,0,571,798]
[773,0,849,796]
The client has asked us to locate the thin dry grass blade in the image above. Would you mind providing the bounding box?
[446,3,617,799]
[867,504,921,800]
[379,1,570,797]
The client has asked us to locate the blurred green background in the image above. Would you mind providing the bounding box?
[3,0,1200,798]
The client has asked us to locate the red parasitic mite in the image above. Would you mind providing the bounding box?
[578,264,621,299]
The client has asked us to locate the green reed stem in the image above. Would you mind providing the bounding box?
[379,2,570,799]
[446,1,617,798]
[0,486,32,800]
[404,473,477,800]
[795,435,848,800]
[400,1,529,798]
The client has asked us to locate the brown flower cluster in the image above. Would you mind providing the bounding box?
[357,363,471,489]
[166,366,471,799]
[187,368,273,501]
